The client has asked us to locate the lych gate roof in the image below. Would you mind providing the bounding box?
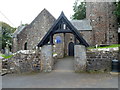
[37,12,89,47]
[71,20,92,30]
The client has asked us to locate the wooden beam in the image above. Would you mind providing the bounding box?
[54,29,72,34]
[74,35,77,45]
[50,34,53,45]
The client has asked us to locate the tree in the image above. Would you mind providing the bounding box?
[0,22,16,51]
[114,1,120,27]
[71,0,86,20]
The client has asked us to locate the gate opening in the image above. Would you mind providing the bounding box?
[68,42,74,56]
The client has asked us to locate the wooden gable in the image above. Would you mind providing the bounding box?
[37,12,89,47]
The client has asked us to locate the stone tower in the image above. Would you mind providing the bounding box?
[86,2,118,45]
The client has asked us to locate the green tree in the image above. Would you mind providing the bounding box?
[0,22,16,50]
[114,1,120,27]
[71,0,86,20]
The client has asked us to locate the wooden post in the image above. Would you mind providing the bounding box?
[50,34,53,45]
[74,35,77,45]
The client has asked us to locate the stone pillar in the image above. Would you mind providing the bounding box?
[74,45,87,72]
[41,45,53,72]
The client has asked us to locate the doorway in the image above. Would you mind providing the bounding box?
[68,42,74,56]
[118,33,120,44]
[24,42,27,50]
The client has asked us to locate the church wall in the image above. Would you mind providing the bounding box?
[13,9,56,52]
[53,33,65,58]
[17,29,27,51]
[79,31,93,46]
[64,33,74,56]
[86,2,118,45]
[27,10,56,50]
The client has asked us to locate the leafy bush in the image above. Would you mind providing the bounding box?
[87,44,120,49]
[0,54,13,59]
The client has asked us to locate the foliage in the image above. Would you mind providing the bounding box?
[87,44,120,49]
[71,0,86,20]
[0,21,16,50]
[114,1,120,27]
[0,54,13,59]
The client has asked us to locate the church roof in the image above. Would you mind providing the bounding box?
[13,9,56,38]
[71,19,92,30]
[37,12,89,47]
[13,25,26,38]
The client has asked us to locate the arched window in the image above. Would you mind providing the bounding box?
[24,42,27,50]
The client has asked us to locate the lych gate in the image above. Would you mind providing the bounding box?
[37,12,89,72]
[38,12,89,48]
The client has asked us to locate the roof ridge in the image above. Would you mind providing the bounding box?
[29,9,56,26]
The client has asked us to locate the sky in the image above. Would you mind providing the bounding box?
[0,0,79,27]
[1,0,118,28]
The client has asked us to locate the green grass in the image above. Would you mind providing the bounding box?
[0,54,13,59]
[87,44,120,49]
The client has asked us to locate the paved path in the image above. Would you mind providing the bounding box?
[54,56,74,72]
[2,57,118,88]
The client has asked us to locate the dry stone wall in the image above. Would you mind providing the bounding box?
[86,50,119,72]
[6,50,41,73]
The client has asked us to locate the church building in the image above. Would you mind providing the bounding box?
[12,2,119,58]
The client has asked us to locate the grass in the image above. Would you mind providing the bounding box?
[0,54,13,59]
[87,44,120,49]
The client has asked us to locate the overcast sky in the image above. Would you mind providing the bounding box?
[0,0,81,27]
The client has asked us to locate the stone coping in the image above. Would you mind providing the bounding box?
[13,50,36,55]
[88,47,119,52]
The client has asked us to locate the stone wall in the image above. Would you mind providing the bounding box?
[86,2,118,45]
[53,34,65,58]
[64,33,74,56]
[79,31,93,46]
[86,50,119,72]
[27,9,56,50]
[13,9,56,52]
[6,50,41,73]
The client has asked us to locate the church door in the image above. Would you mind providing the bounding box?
[118,33,120,44]
[68,42,74,56]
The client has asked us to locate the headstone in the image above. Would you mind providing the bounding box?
[5,45,9,56]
